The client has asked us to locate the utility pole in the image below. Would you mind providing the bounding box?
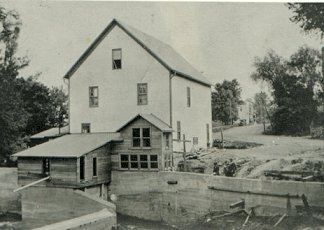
[180,134,191,172]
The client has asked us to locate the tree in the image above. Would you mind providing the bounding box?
[0,8,29,159]
[251,46,322,135]
[287,3,324,38]
[253,92,272,124]
[212,79,243,125]
[48,86,68,130]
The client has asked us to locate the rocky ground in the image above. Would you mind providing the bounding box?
[176,124,324,179]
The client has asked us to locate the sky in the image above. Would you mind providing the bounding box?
[1,1,323,99]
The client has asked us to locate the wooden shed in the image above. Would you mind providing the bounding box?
[14,133,122,189]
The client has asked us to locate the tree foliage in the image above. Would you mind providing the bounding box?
[0,8,68,161]
[253,92,272,124]
[287,3,324,37]
[251,46,323,135]
[0,8,28,158]
[212,79,243,125]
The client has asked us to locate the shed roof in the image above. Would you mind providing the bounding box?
[63,19,211,87]
[30,126,69,139]
[14,133,122,158]
[116,114,173,132]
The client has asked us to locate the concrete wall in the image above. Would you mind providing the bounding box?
[21,187,116,229]
[70,25,170,133]
[109,171,324,225]
[0,167,21,215]
[33,209,115,230]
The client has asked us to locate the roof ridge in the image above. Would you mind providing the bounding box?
[63,19,211,87]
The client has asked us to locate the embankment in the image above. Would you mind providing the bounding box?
[109,171,324,225]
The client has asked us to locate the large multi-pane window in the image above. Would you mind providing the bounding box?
[137,83,148,105]
[132,127,151,148]
[112,49,122,69]
[89,86,98,107]
[120,153,158,170]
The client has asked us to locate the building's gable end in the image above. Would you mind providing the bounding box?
[63,19,211,87]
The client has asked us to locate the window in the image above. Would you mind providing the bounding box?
[193,137,198,145]
[112,49,122,69]
[165,133,170,149]
[130,155,138,169]
[81,123,91,133]
[89,86,98,107]
[150,155,158,169]
[80,157,85,180]
[42,158,50,176]
[187,87,191,107]
[132,127,151,148]
[120,154,129,169]
[119,153,158,170]
[140,155,148,169]
[93,157,97,177]
[137,83,148,105]
[177,121,181,140]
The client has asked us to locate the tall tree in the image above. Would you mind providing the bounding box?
[48,86,68,130]
[287,3,324,38]
[212,79,243,125]
[0,8,29,159]
[251,46,322,135]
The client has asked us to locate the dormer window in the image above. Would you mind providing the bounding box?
[112,49,122,69]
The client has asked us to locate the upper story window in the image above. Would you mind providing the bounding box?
[137,83,148,105]
[89,86,98,107]
[187,87,191,107]
[132,127,151,148]
[112,49,122,69]
[81,123,91,133]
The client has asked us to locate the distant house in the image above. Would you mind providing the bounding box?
[13,19,212,194]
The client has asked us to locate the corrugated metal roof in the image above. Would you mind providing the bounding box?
[63,19,211,87]
[117,113,173,132]
[14,133,122,158]
[30,126,69,139]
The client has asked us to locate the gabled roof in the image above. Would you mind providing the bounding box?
[116,114,173,133]
[63,19,211,87]
[30,126,69,139]
[14,133,122,158]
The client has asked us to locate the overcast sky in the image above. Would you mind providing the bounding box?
[1,1,323,99]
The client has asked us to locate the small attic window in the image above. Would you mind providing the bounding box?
[112,49,122,69]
